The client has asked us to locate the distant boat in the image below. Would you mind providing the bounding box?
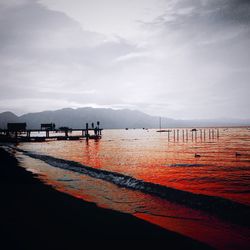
[157,129,172,132]
[191,128,198,132]
[125,128,129,130]
[156,117,172,132]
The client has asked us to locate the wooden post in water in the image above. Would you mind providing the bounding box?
[177,129,179,141]
[174,129,176,141]
[186,129,188,141]
[46,130,49,138]
[212,129,214,139]
[191,130,193,141]
[97,121,100,135]
[204,129,206,140]
[86,123,89,139]
[217,129,219,138]
[200,129,202,141]
[182,130,184,141]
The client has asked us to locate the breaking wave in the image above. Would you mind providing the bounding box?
[12,147,250,227]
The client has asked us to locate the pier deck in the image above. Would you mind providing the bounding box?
[0,128,103,142]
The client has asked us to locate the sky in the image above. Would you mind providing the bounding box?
[0,0,249,119]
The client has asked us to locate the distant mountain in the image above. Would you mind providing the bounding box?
[0,107,249,129]
[0,111,19,129]
[18,108,175,129]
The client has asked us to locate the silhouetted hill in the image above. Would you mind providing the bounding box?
[0,108,249,129]
[0,112,19,129]
[18,108,168,129]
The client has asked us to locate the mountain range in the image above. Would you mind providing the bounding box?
[0,107,249,129]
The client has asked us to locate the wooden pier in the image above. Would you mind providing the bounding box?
[0,122,103,143]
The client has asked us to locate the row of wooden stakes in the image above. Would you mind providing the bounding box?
[162,129,220,141]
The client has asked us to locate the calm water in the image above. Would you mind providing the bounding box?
[11,128,250,249]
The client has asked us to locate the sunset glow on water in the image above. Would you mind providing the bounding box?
[20,128,250,205]
[16,127,250,249]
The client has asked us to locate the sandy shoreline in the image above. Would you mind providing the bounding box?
[0,148,213,249]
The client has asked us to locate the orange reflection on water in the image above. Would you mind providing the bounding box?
[21,128,250,206]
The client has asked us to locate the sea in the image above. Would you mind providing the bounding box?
[5,127,250,249]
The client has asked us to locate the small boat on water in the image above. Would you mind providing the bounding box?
[156,117,172,132]
[156,129,172,133]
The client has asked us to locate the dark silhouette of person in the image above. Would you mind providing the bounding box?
[94,127,98,136]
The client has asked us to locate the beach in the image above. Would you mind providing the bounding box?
[0,148,212,249]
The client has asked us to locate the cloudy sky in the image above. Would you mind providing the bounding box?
[0,0,249,119]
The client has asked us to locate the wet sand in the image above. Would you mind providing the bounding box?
[0,148,213,249]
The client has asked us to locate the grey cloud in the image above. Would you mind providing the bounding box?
[136,0,250,119]
[169,0,250,24]
[162,0,250,44]
[0,0,139,113]
[0,1,136,60]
